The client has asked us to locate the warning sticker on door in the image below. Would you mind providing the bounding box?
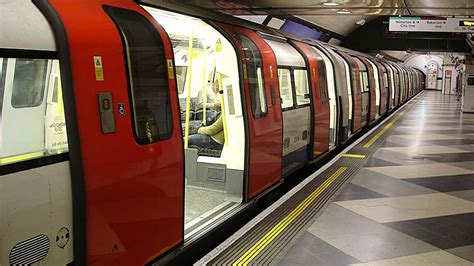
[94,56,104,81]
[167,59,174,79]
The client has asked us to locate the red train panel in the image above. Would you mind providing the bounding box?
[46,1,184,264]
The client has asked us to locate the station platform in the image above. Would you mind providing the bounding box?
[198,90,474,265]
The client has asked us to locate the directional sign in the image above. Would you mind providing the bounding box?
[389,17,474,33]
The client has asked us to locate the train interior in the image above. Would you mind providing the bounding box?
[145,7,245,234]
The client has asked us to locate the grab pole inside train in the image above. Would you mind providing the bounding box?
[184,30,194,149]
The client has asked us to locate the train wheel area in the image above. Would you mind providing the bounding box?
[197,90,474,265]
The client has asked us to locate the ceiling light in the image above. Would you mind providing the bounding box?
[336,9,351,14]
[321,1,340,6]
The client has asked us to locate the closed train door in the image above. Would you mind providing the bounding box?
[357,56,377,123]
[335,51,362,133]
[38,1,184,265]
[213,22,283,199]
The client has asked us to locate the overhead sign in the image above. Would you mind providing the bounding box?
[389,17,474,33]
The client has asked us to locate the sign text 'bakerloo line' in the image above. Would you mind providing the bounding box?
[389,17,474,33]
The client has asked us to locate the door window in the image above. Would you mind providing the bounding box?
[278,68,293,109]
[11,59,47,108]
[294,69,310,106]
[105,6,173,144]
[235,34,267,118]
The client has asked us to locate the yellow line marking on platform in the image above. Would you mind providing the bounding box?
[233,167,347,266]
[363,112,404,148]
[339,153,366,158]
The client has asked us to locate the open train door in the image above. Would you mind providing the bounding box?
[291,41,330,158]
[212,22,283,199]
[35,1,184,265]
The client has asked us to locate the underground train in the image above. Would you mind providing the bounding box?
[1,1,424,265]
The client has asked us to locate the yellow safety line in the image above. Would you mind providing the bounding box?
[0,151,44,165]
[339,153,366,158]
[363,112,404,148]
[233,167,348,266]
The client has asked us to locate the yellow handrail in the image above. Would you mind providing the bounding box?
[218,73,228,146]
[184,31,194,149]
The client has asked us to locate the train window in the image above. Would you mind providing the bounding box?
[235,34,267,118]
[362,72,369,92]
[294,69,310,106]
[105,6,173,144]
[0,58,68,165]
[176,66,187,95]
[11,59,47,108]
[278,68,293,109]
[317,63,329,103]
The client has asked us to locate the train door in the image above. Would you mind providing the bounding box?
[351,57,370,127]
[381,63,393,111]
[291,41,330,158]
[364,58,382,118]
[372,59,388,116]
[390,63,401,107]
[357,56,377,123]
[331,50,354,138]
[145,8,247,234]
[212,23,283,197]
[384,63,395,110]
[336,51,362,133]
[263,38,310,176]
[311,46,338,148]
[40,1,185,264]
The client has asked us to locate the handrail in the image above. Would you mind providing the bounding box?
[202,46,208,125]
[184,31,194,149]
[218,73,228,146]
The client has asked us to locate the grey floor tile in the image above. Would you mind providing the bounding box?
[364,157,399,167]
[335,183,387,201]
[446,245,474,262]
[306,205,438,262]
[278,243,325,266]
[384,213,474,249]
[371,149,437,166]
[365,163,474,179]
[402,174,474,192]
[335,193,474,223]
[350,169,436,197]
[351,250,473,265]
[278,231,361,266]
[448,190,474,202]
[449,161,474,171]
